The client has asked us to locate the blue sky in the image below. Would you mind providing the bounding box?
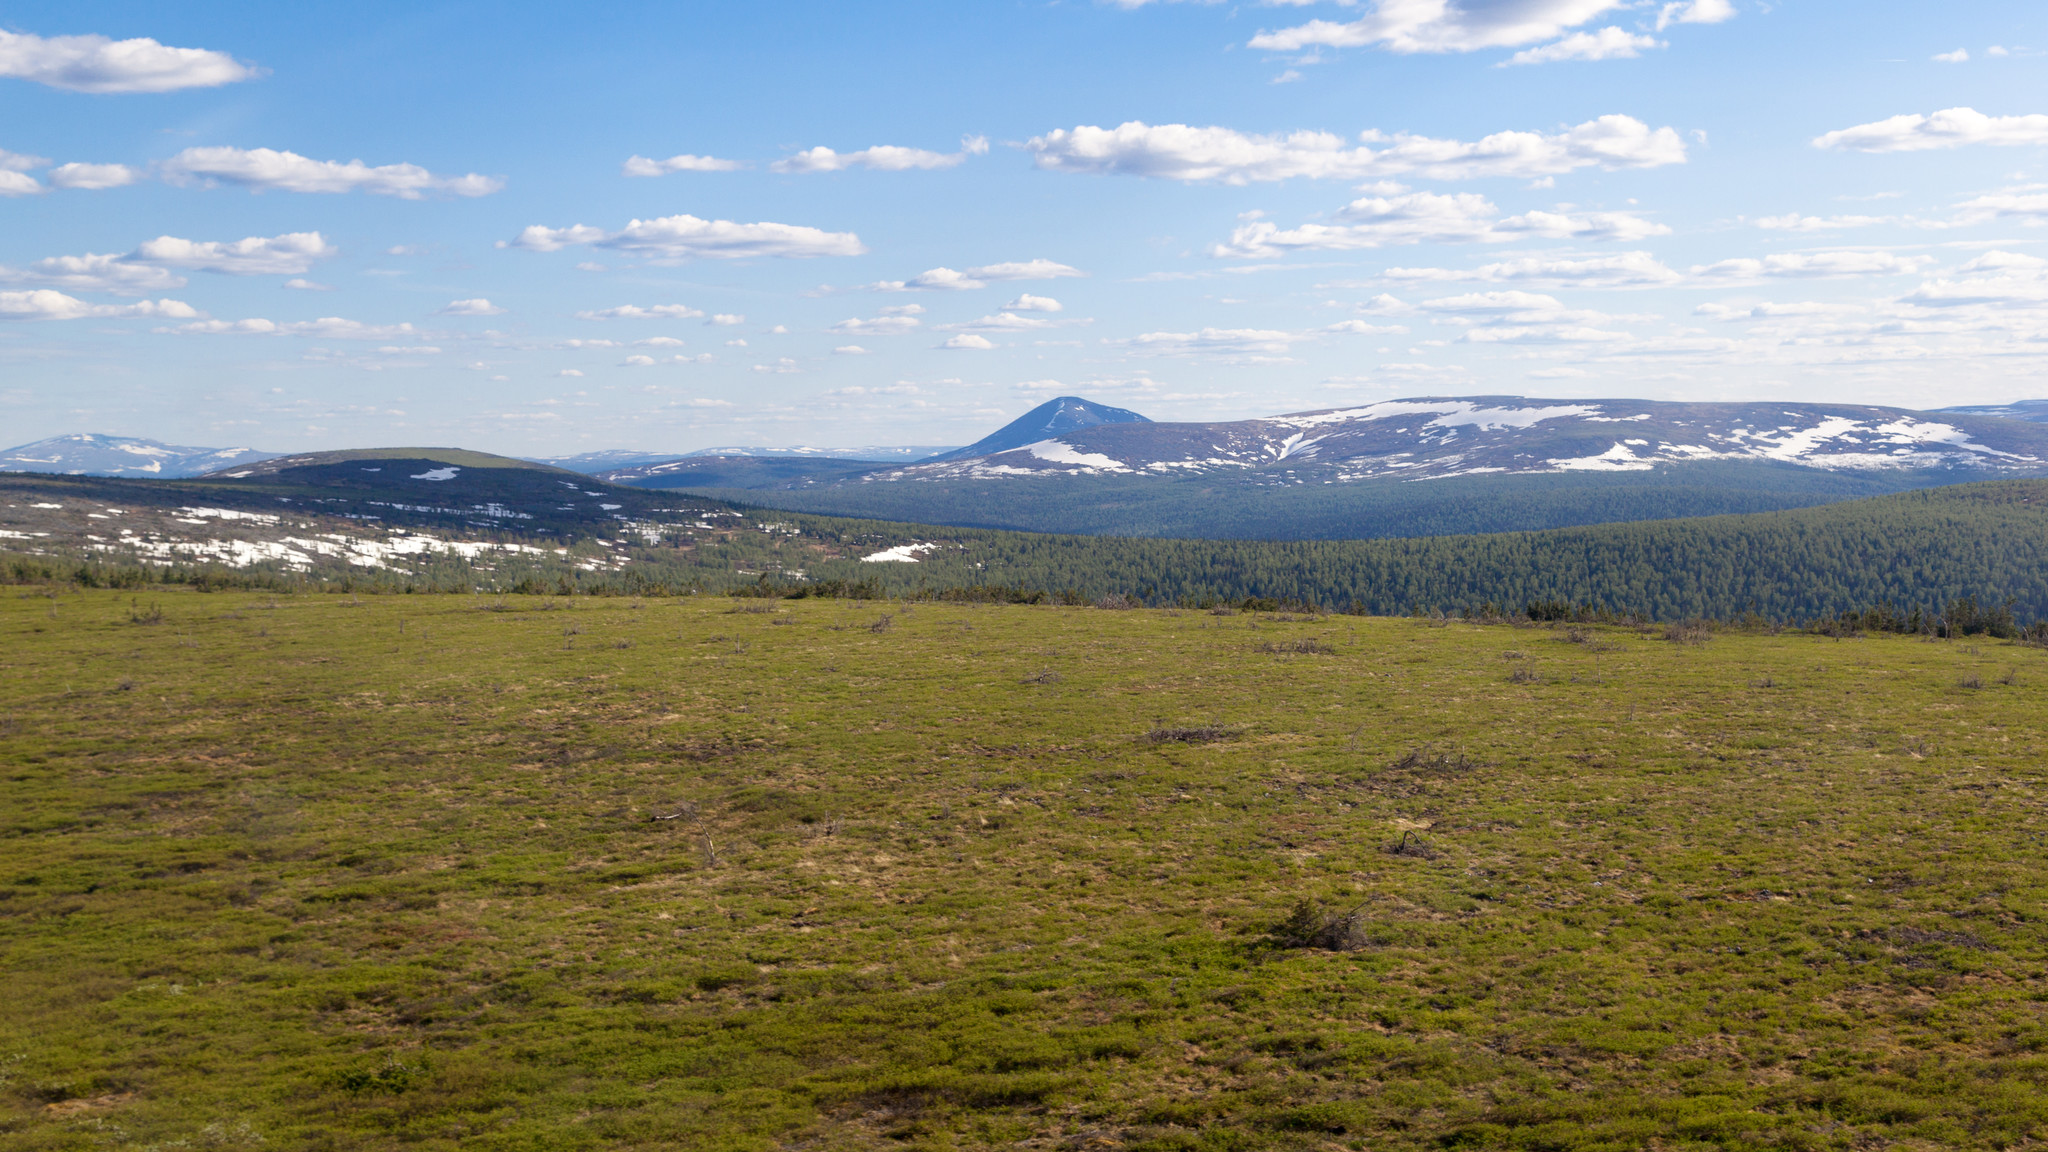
[4,1,2048,454]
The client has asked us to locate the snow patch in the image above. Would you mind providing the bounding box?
[862,543,938,563]
[411,467,460,481]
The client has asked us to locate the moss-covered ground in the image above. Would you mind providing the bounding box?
[5,588,2048,1150]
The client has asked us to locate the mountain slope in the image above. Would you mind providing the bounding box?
[1,434,279,478]
[919,396,1151,463]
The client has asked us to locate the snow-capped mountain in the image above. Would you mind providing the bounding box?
[845,397,2048,484]
[920,397,1150,463]
[0,434,279,478]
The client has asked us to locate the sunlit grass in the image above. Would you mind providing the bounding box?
[4,588,2047,1149]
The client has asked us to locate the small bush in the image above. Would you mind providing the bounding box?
[1507,666,1540,684]
[1665,619,1713,645]
[1144,724,1237,745]
[1258,638,1336,655]
[1268,898,1370,951]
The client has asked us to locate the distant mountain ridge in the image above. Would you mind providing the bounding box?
[0,434,279,478]
[530,445,959,473]
[1936,399,2048,423]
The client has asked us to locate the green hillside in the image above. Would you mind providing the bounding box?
[11,475,2048,624]
[654,459,1937,540]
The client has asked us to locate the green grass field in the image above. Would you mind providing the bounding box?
[6,587,2048,1150]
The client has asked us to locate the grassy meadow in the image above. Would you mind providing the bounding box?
[5,587,2048,1150]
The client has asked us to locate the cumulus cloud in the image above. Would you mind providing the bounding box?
[557,369,584,377]
[635,336,687,347]
[575,303,704,320]
[1379,252,1681,287]
[1933,49,1969,64]
[0,290,197,320]
[621,153,744,176]
[940,334,996,350]
[1657,0,1736,29]
[0,152,42,196]
[1507,28,1662,65]
[0,30,257,93]
[771,135,988,173]
[1211,192,1666,257]
[0,252,186,295]
[937,312,1059,332]
[831,314,923,334]
[709,313,745,325]
[47,162,136,190]
[1125,327,1298,356]
[1755,213,1892,231]
[1691,251,1934,279]
[129,231,337,276]
[283,278,330,291]
[505,214,864,260]
[1006,294,1063,311]
[1027,116,1683,184]
[1814,107,2048,152]
[1952,188,2048,226]
[163,147,500,198]
[873,259,1085,292]
[833,344,872,354]
[1248,0,1627,54]
[437,298,504,316]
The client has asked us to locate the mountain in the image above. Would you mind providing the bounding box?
[0,434,279,478]
[1936,399,2048,423]
[527,445,959,473]
[603,395,2048,540]
[886,396,2048,481]
[918,396,1151,463]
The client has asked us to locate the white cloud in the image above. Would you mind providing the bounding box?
[938,312,1058,332]
[831,315,922,334]
[132,232,337,275]
[575,303,704,320]
[1380,251,1681,286]
[557,369,584,377]
[708,313,745,325]
[1212,192,1666,256]
[1125,327,1297,356]
[1695,300,1857,321]
[0,252,186,295]
[0,170,41,197]
[0,149,44,171]
[940,334,996,350]
[635,336,688,347]
[1755,213,1892,231]
[1953,188,2048,225]
[1657,0,1736,29]
[1691,251,1934,279]
[1027,116,1683,184]
[834,345,872,354]
[1507,28,1663,66]
[283,278,330,291]
[873,259,1084,292]
[753,358,800,373]
[1249,0,1628,54]
[437,298,505,316]
[622,153,744,176]
[1960,250,2048,273]
[1814,107,2048,153]
[505,214,864,260]
[1325,319,1407,334]
[0,290,196,320]
[163,318,280,334]
[879,304,927,317]
[621,355,657,367]
[1989,45,2010,58]
[1933,49,1969,64]
[725,338,747,347]
[162,147,501,198]
[47,162,136,190]
[771,135,988,173]
[285,318,423,340]
[1006,294,1063,311]
[0,30,256,93]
